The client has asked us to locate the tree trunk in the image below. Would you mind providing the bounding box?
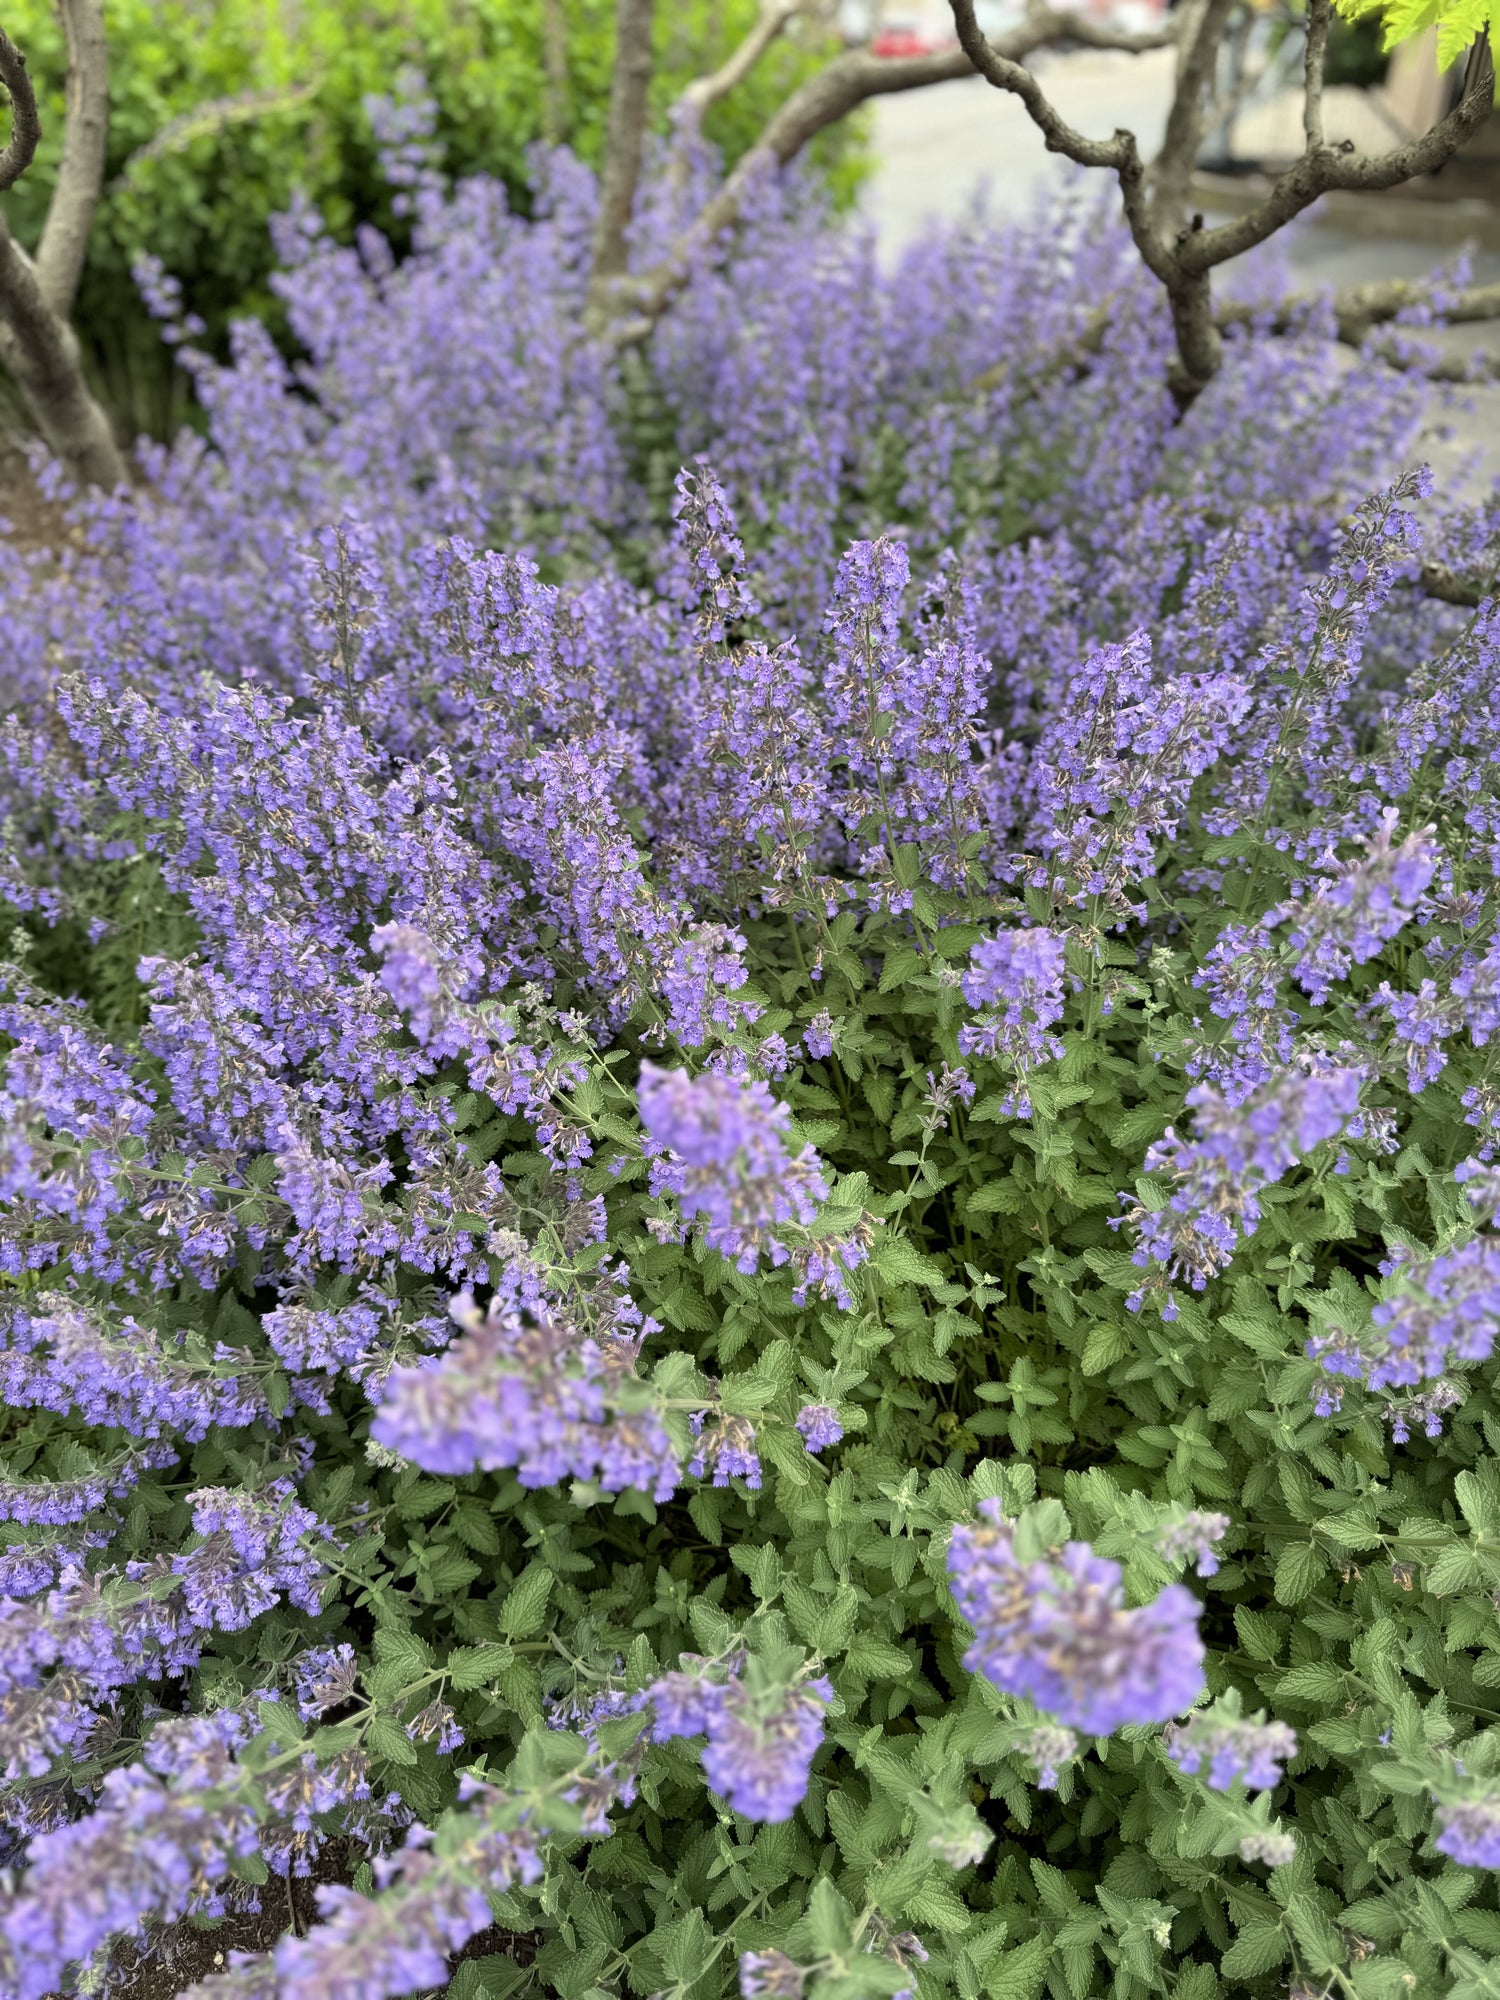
[591,0,657,304]
[0,223,126,490]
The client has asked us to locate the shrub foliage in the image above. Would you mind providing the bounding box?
[0,0,860,434]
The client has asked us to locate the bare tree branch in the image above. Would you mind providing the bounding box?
[1149,0,1235,234]
[0,221,124,486]
[33,0,107,317]
[1217,277,1500,345]
[113,78,321,184]
[951,0,1220,377]
[591,0,657,306]
[1419,561,1492,609]
[1302,0,1330,152]
[970,276,1500,394]
[676,0,805,123]
[950,0,1497,405]
[950,1,1145,173]
[541,0,570,147]
[1200,3,1270,169]
[949,0,1184,298]
[1181,33,1496,272]
[614,6,1176,339]
[0,23,42,193]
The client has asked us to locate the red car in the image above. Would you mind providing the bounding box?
[870,23,949,56]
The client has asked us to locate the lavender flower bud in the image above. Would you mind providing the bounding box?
[1435,1796,1500,1869]
[740,1950,806,1999]
[794,1404,842,1454]
[1164,1710,1297,1790]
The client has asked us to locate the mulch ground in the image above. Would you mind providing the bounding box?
[0,440,77,556]
[99,1843,540,2000]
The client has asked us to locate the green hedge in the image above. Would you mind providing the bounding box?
[3,0,864,437]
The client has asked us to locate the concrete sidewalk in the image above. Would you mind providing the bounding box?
[855,48,1178,254]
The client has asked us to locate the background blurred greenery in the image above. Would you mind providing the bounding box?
[1323,11,1392,88]
[2,0,865,440]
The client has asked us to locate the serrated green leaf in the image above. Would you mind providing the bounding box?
[1274,1542,1325,1605]
[497,1565,554,1639]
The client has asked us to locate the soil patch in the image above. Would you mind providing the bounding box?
[98,1844,540,2000]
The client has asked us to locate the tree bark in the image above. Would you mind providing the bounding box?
[34,0,109,317]
[0,27,42,194]
[0,222,125,488]
[540,0,569,148]
[1179,34,1496,274]
[1149,0,1235,236]
[591,0,657,305]
[949,0,1499,409]
[676,0,804,125]
[0,20,125,488]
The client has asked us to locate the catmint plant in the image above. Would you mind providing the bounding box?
[2,118,1500,2000]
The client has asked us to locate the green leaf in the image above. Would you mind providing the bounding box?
[1219,1917,1289,1980]
[1031,1861,1080,1919]
[968,1179,1025,1216]
[1273,1542,1325,1605]
[983,1935,1051,2000]
[1081,1320,1132,1374]
[1276,1661,1347,1703]
[372,1628,435,1680]
[366,1714,420,1767]
[1426,1543,1490,1596]
[729,1542,782,1604]
[447,1643,512,1692]
[874,1238,949,1289]
[497,1565,554,1639]
[448,1958,527,2000]
[845,1633,911,1679]
[808,1878,856,1957]
[661,1910,714,1989]
[900,1879,971,1930]
[1318,1511,1383,1551]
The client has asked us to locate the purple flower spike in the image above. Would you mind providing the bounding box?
[639,1062,865,1306]
[373,1292,680,1503]
[947,1503,1204,1734]
[958,928,1068,1115]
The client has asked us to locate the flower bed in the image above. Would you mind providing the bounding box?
[1,142,1499,2000]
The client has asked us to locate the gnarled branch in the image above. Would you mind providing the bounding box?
[0,23,42,193]
[1180,33,1496,273]
[949,0,1498,406]
[950,3,1147,173]
[541,0,569,146]
[1303,0,1331,152]
[0,16,124,487]
[1217,277,1500,346]
[968,276,1500,394]
[676,0,806,124]
[1149,0,1236,234]
[0,226,125,487]
[114,78,321,185]
[1419,561,1494,609]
